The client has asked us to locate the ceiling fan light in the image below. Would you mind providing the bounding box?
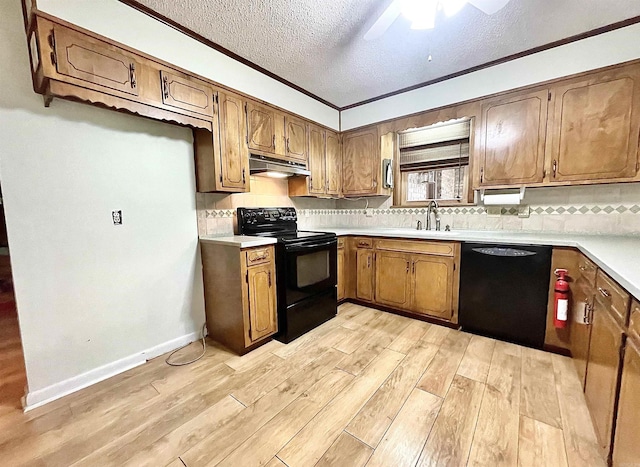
[442,0,468,17]
[402,0,438,29]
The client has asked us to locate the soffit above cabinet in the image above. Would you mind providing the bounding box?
[130,0,640,107]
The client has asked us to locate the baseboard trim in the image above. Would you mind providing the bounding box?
[23,329,201,411]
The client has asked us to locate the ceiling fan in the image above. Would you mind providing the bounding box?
[364,0,512,40]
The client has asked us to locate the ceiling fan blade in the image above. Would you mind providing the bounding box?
[364,0,403,41]
[468,0,511,15]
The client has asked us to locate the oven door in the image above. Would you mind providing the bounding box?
[283,238,337,306]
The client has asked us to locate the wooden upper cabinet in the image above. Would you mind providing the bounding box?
[548,66,640,182]
[411,254,454,320]
[375,251,411,309]
[219,91,249,190]
[325,130,342,196]
[613,338,640,467]
[246,101,276,154]
[342,127,380,196]
[285,116,308,163]
[159,70,213,117]
[52,24,139,96]
[479,89,548,186]
[584,298,625,456]
[247,263,277,343]
[308,125,326,195]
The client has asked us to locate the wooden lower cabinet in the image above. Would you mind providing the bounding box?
[337,244,346,301]
[356,248,374,302]
[570,276,595,388]
[584,297,625,458]
[612,337,640,466]
[411,254,455,320]
[201,242,277,354]
[374,251,411,308]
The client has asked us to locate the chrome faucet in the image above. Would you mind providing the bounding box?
[426,200,441,231]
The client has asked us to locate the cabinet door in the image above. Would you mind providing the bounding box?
[343,128,380,196]
[219,92,249,190]
[584,300,624,455]
[548,68,640,182]
[247,263,277,343]
[570,278,594,389]
[411,254,454,320]
[479,89,548,186]
[326,130,342,196]
[246,101,276,153]
[612,339,640,467]
[52,24,139,96]
[159,70,213,117]
[374,251,411,309]
[285,116,308,163]
[308,125,326,195]
[337,248,346,301]
[356,249,374,301]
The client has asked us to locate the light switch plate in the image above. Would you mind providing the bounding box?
[112,210,123,225]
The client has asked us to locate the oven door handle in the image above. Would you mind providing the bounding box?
[285,239,337,252]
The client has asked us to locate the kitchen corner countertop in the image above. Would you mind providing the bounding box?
[199,235,277,248]
[322,227,640,300]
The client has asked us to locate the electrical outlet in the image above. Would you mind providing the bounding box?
[112,210,123,225]
[364,208,373,218]
[486,206,501,217]
[518,205,530,218]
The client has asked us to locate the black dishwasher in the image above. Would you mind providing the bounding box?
[459,243,552,349]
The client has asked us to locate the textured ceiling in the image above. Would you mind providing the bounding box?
[133,0,640,107]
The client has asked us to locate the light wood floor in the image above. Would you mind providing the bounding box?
[0,303,605,467]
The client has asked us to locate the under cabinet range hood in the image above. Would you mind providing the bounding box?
[249,154,310,178]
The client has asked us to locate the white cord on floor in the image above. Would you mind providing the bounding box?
[165,323,207,366]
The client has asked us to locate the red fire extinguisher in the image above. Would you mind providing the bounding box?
[554,269,570,328]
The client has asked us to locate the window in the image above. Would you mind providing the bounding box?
[396,118,471,206]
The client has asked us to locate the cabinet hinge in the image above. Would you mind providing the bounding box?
[245,272,249,283]
[453,263,456,271]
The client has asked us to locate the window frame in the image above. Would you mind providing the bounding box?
[392,118,477,208]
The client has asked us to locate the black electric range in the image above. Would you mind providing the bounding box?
[237,207,337,343]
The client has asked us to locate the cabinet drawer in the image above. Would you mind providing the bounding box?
[245,247,272,267]
[577,255,597,286]
[374,239,455,257]
[595,270,631,327]
[354,237,373,249]
[629,300,640,344]
[337,237,345,249]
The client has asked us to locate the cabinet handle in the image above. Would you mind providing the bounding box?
[579,266,586,272]
[273,135,276,149]
[598,287,610,298]
[480,168,484,184]
[406,261,409,273]
[286,138,290,153]
[268,271,272,287]
[129,63,137,89]
[358,241,368,247]
[48,31,57,66]
[412,262,415,274]
[552,160,557,178]
[242,168,246,185]
[162,75,169,99]
[367,256,371,268]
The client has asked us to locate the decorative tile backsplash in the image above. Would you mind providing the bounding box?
[197,179,640,237]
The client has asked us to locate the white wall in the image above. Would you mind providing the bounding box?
[37,0,340,130]
[0,0,205,407]
[342,22,640,130]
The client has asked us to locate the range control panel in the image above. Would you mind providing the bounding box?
[237,207,297,227]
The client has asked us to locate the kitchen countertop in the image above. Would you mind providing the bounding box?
[199,235,277,248]
[320,227,640,301]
